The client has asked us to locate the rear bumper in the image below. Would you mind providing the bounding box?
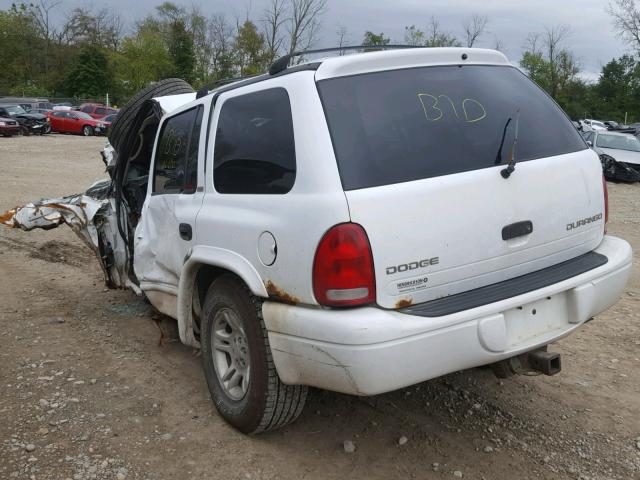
[263,235,632,395]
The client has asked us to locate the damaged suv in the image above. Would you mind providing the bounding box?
[3,47,632,433]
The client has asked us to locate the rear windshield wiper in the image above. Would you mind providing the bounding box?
[494,117,512,166]
[500,109,520,179]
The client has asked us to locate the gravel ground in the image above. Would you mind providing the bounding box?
[0,134,639,480]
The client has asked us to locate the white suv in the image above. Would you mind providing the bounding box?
[4,47,633,433]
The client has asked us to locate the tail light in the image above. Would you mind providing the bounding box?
[312,223,376,307]
[603,175,609,233]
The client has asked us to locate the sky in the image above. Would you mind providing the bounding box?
[2,0,629,82]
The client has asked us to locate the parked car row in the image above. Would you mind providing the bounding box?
[0,101,118,137]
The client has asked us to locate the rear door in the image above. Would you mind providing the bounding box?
[318,65,605,309]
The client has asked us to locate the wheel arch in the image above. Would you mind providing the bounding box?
[177,245,268,347]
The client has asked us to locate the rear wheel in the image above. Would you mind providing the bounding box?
[200,274,307,433]
[82,125,93,136]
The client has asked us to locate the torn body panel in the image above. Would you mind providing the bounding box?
[1,93,196,295]
[1,180,136,292]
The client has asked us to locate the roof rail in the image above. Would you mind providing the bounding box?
[195,44,419,100]
[269,44,421,75]
[196,74,262,99]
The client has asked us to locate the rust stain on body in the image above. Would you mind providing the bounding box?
[265,280,299,305]
[395,298,413,309]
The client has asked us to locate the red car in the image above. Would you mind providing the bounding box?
[49,111,107,136]
[0,116,21,136]
[77,103,118,119]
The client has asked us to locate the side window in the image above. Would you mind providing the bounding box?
[214,88,296,194]
[82,106,92,113]
[153,106,203,194]
[95,107,106,115]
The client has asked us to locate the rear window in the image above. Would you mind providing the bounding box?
[318,65,586,190]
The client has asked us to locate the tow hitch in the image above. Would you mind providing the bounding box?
[491,347,562,378]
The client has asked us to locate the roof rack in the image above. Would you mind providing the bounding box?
[269,44,421,75]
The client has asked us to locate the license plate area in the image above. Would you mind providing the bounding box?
[504,293,568,348]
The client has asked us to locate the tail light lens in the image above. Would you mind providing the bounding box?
[603,175,609,233]
[312,223,376,307]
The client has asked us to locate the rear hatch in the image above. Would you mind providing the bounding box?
[318,63,605,309]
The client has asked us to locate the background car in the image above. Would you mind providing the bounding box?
[49,111,107,136]
[99,113,118,131]
[583,129,640,181]
[0,97,52,111]
[0,104,50,135]
[581,119,608,131]
[29,108,53,116]
[0,115,21,136]
[77,103,118,119]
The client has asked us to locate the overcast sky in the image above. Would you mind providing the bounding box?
[2,0,629,81]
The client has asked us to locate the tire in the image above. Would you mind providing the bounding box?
[42,124,51,134]
[82,125,93,136]
[20,126,30,136]
[200,274,307,434]
[108,78,193,155]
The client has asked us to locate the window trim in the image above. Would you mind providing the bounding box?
[212,87,297,195]
[152,105,204,196]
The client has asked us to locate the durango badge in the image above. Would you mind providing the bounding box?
[567,213,603,231]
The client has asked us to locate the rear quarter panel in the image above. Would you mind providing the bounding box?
[196,71,349,305]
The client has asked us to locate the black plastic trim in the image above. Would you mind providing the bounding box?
[400,251,608,317]
[203,63,321,104]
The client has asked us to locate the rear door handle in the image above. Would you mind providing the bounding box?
[179,223,192,241]
[502,220,533,240]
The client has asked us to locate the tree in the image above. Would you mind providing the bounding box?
[63,44,112,98]
[424,17,461,47]
[114,30,174,96]
[168,19,195,82]
[520,26,578,99]
[234,20,266,75]
[607,0,640,52]
[362,31,390,47]
[520,26,581,117]
[263,0,286,64]
[336,25,348,55]
[287,0,327,54]
[463,14,488,47]
[404,25,425,46]
[208,14,235,81]
[62,7,122,50]
[593,55,640,121]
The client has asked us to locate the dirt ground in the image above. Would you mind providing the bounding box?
[0,134,639,480]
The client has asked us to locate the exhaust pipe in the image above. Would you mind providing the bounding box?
[491,347,561,378]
